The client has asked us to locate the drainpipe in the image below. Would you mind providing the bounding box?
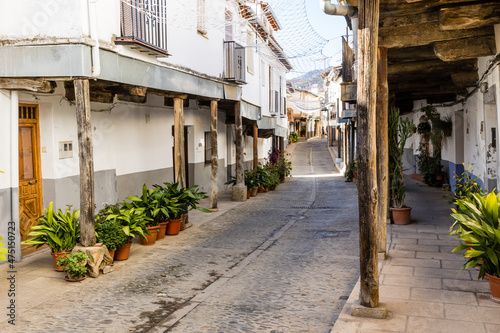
[87,0,101,78]
[319,0,356,17]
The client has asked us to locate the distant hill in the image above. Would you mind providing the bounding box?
[289,68,331,93]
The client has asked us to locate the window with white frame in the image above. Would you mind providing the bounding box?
[197,0,207,35]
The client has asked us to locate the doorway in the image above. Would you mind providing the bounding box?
[18,104,43,255]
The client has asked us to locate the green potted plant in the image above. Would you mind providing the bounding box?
[126,184,164,245]
[277,152,292,182]
[289,131,299,143]
[57,251,89,282]
[450,191,500,301]
[22,202,80,271]
[95,218,128,261]
[448,164,486,206]
[345,158,357,182]
[389,107,415,224]
[106,205,152,260]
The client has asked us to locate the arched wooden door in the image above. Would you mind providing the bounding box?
[18,104,43,255]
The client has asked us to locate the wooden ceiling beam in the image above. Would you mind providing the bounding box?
[388,44,438,64]
[388,58,477,79]
[439,2,500,31]
[0,78,56,93]
[379,19,493,48]
[434,35,496,61]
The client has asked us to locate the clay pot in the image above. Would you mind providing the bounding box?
[486,273,500,302]
[258,187,264,193]
[64,275,86,282]
[180,214,188,231]
[114,242,132,261]
[51,251,71,272]
[247,190,251,199]
[280,178,285,183]
[157,221,168,240]
[391,206,412,225]
[166,218,182,235]
[141,226,160,245]
[250,187,258,197]
[270,185,277,191]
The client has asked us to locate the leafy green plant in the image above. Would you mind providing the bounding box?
[300,125,306,137]
[57,251,89,280]
[345,158,356,182]
[126,184,164,226]
[277,152,292,179]
[95,219,128,251]
[106,206,152,240]
[0,236,8,261]
[289,131,299,143]
[389,107,415,208]
[448,164,486,205]
[22,202,80,253]
[153,182,210,220]
[450,191,500,279]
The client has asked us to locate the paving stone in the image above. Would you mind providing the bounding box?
[382,275,442,289]
[411,287,478,305]
[443,278,491,293]
[389,257,441,268]
[413,267,472,280]
[444,303,500,324]
[380,298,444,318]
[407,317,486,333]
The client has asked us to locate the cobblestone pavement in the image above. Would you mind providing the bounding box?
[0,138,360,333]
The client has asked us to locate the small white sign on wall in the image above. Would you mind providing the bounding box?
[59,141,73,159]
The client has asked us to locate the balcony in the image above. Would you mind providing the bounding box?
[115,0,170,57]
[224,41,246,85]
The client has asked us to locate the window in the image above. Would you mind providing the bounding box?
[247,31,254,75]
[204,131,212,164]
[269,66,274,112]
[197,0,206,35]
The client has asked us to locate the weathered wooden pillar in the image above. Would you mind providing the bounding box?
[232,101,247,201]
[356,0,381,309]
[173,96,187,186]
[253,122,258,168]
[210,99,219,209]
[377,47,389,257]
[74,79,96,247]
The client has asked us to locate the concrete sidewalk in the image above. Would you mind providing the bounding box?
[331,177,500,333]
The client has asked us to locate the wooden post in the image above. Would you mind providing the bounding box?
[74,79,96,247]
[253,122,258,168]
[357,0,380,308]
[173,96,186,186]
[210,99,219,209]
[232,101,246,201]
[377,47,389,257]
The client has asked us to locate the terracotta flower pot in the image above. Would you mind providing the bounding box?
[157,221,168,240]
[270,185,277,191]
[141,226,160,245]
[51,251,71,272]
[280,178,285,183]
[166,218,182,235]
[391,206,412,225]
[64,275,86,282]
[247,190,251,199]
[114,242,132,261]
[250,187,258,197]
[258,187,264,193]
[486,273,500,302]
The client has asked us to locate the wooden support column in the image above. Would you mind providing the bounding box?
[253,122,258,168]
[377,48,389,258]
[74,79,96,247]
[232,101,247,201]
[210,99,219,209]
[173,96,187,186]
[356,0,381,309]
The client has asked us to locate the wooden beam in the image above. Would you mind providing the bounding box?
[376,47,389,258]
[388,45,438,65]
[379,15,493,48]
[174,97,185,186]
[74,79,96,247]
[0,78,55,93]
[253,122,258,168]
[232,101,247,201]
[388,59,477,80]
[451,71,479,88]
[434,35,496,61]
[439,2,500,31]
[357,0,380,309]
[210,100,218,209]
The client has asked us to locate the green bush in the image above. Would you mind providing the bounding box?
[58,251,89,280]
[95,219,128,251]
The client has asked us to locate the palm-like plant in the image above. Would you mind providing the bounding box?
[450,191,500,279]
[22,202,80,253]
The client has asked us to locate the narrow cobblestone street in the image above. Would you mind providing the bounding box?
[0,138,360,333]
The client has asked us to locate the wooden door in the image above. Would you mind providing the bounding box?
[18,104,43,253]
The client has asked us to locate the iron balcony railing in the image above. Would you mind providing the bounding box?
[116,0,170,57]
[224,41,246,85]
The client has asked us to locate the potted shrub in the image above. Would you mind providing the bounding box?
[450,191,500,301]
[22,202,80,271]
[277,152,292,182]
[448,164,486,206]
[345,158,357,182]
[389,107,415,225]
[57,251,89,282]
[106,206,152,260]
[126,185,164,245]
